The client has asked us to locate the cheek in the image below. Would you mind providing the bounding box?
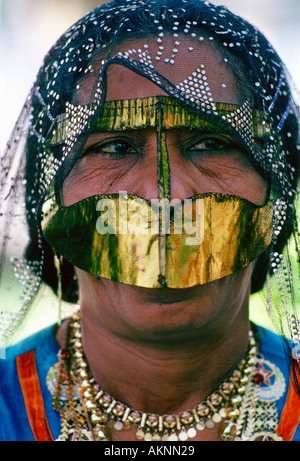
[191,154,267,205]
[62,157,137,205]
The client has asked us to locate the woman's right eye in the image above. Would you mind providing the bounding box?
[84,139,137,158]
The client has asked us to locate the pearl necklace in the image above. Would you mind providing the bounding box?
[51,309,258,441]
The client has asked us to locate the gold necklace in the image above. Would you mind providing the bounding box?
[49,309,259,441]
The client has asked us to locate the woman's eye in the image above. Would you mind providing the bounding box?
[84,140,137,158]
[187,136,232,155]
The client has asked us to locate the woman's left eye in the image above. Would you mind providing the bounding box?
[186,136,233,155]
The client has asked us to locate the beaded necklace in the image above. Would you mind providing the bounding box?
[47,309,283,441]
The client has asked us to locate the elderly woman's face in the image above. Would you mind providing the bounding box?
[61,36,267,338]
[63,36,267,206]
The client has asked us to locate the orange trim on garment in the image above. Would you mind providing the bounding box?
[277,367,300,441]
[16,350,54,441]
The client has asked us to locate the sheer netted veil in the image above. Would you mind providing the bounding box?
[0,0,299,392]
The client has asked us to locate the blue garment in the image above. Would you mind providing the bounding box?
[0,325,61,441]
[0,323,299,441]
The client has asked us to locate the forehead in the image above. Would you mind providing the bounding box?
[75,34,245,105]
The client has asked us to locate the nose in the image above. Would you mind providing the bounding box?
[169,156,200,201]
[130,130,200,202]
[128,131,159,201]
[164,132,202,202]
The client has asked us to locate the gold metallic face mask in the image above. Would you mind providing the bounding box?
[41,96,273,288]
[41,192,273,288]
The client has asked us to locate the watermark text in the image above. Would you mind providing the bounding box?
[96,192,204,245]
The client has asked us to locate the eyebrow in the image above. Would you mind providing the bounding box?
[46,96,271,146]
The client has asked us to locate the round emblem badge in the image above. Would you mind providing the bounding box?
[255,357,286,402]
